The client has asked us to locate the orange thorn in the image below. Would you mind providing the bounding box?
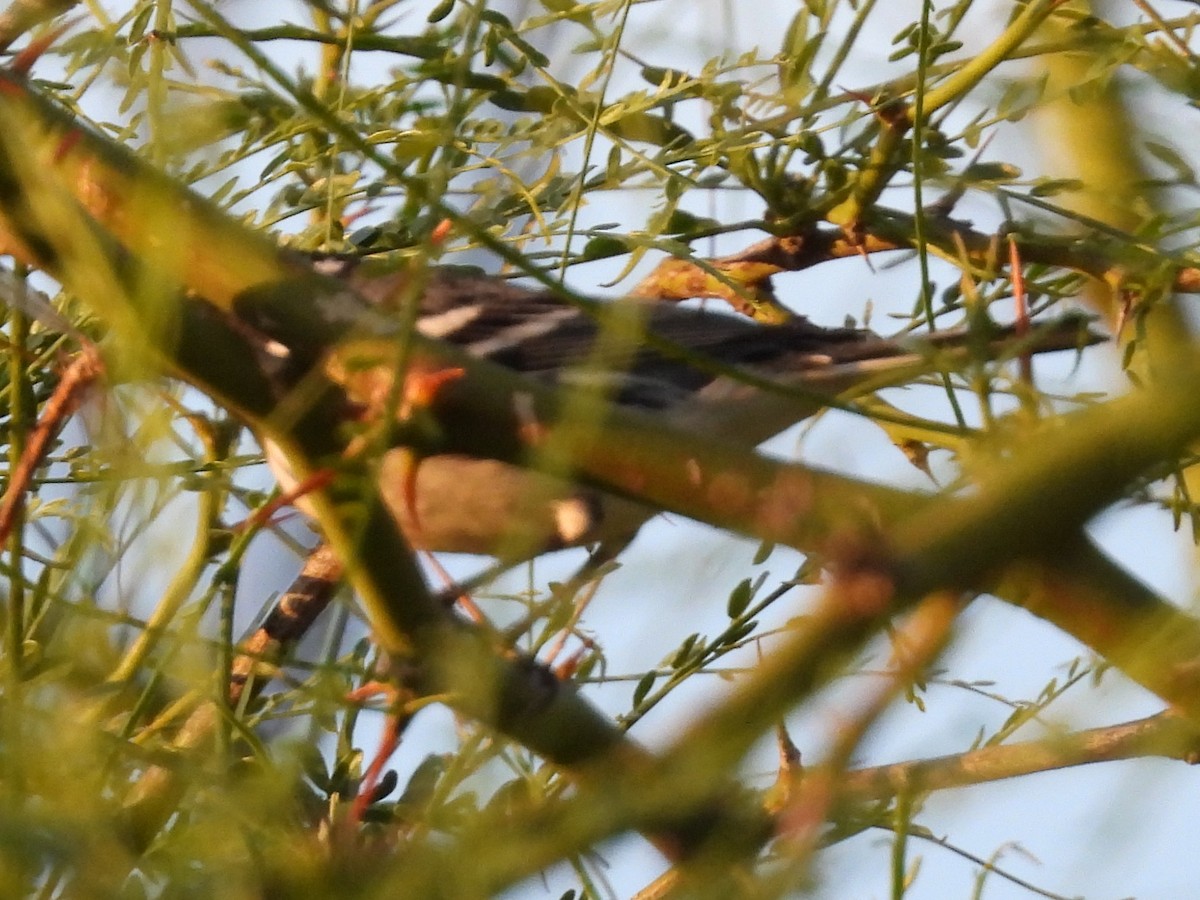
[0,347,103,547]
[401,454,424,536]
[343,681,405,826]
[392,452,488,625]
[243,467,336,530]
[430,218,453,247]
[340,204,378,229]
[553,644,589,680]
[1007,234,1033,386]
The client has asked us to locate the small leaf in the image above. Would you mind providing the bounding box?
[962,162,1021,183]
[670,634,701,668]
[487,89,537,112]
[930,40,964,57]
[398,754,448,805]
[259,148,290,180]
[1144,140,1196,184]
[720,620,757,647]
[427,0,456,22]
[606,145,622,184]
[1029,177,1083,197]
[640,66,689,89]
[480,9,514,27]
[209,176,239,204]
[778,12,810,89]
[632,671,657,707]
[664,209,719,234]
[798,131,825,162]
[608,111,693,147]
[505,30,551,68]
[752,541,775,565]
[580,235,629,261]
[727,578,753,618]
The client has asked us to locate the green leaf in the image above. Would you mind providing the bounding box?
[209,177,239,204]
[259,149,290,180]
[727,578,753,618]
[640,66,690,89]
[487,89,539,112]
[1144,140,1196,184]
[427,0,456,22]
[664,210,719,235]
[606,145,622,184]
[128,4,153,42]
[632,671,657,707]
[1029,177,1083,197]
[930,40,964,58]
[670,634,701,669]
[505,30,551,68]
[962,162,1021,183]
[480,9,514,27]
[580,235,629,261]
[779,12,821,93]
[721,620,757,647]
[608,111,693,147]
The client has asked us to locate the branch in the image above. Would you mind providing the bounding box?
[637,215,1200,317]
[840,711,1200,804]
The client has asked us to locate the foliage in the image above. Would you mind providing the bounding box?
[0,1,1199,898]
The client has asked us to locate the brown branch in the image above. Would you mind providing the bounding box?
[775,594,963,851]
[227,542,343,707]
[636,217,1200,324]
[840,711,1200,803]
[0,345,102,545]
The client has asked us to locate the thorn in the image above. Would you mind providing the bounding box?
[897,438,937,484]
[340,203,378,229]
[552,640,595,680]
[243,467,336,531]
[344,682,407,827]
[1115,289,1134,339]
[11,17,81,76]
[776,721,802,772]
[855,238,876,273]
[1007,234,1034,388]
[764,721,804,815]
[0,346,103,546]
[430,218,453,247]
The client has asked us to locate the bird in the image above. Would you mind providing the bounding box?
[262,255,1098,563]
